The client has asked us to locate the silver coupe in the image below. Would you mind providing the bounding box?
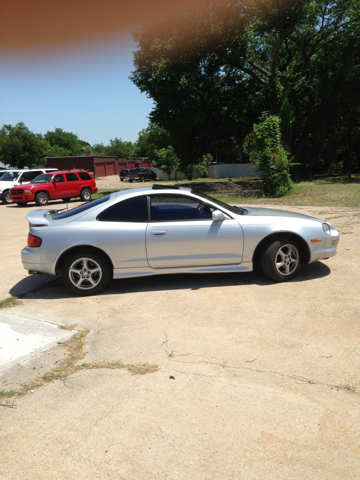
[22,185,340,295]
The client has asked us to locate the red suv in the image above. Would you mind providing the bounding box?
[9,170,98,206]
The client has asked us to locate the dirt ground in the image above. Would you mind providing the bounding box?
[0,194,359,480]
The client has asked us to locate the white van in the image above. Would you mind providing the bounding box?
[0,168,58,204]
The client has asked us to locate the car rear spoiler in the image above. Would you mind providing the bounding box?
[26,210,50,227]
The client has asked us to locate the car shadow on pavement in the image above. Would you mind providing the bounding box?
[10,261,331,299]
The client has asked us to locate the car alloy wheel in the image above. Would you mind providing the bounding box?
[2,190,12,204]
[35,192,49,206]
[261,237,302,282]
[80,188,91,201]
[62,249,112,295]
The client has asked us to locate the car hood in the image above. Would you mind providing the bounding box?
[0,181,19,191]
[244,206,322,222]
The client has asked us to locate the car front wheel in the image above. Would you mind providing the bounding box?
[80,188,91,201]
[35,192,49,206]
[62,250,112,296]
[261,237,302,282]
[2,190,12,204]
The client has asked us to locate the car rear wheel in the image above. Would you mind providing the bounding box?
[62,249,112,296]
[80,188,91,201]
[261,237,302,282]
[35,192,49,206]
[129,178,133,183]
[2,190,12,205]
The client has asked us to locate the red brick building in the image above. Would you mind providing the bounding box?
[46,156,152,178]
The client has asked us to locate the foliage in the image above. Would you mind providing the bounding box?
[0,123,48,168]
[103,137,136,158]
[154,146,180,179]
[134,123,172,160]
[131,0,360,178]
[44,128,86,156]
[245,115,294,196]
[92,143,106,155]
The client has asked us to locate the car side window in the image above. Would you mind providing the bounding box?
[65,173,78,182]
[53,174,65,183]
[20,171,36,182]
[97,196,148,223]
[150,195,214,221]
[78,172,92,181]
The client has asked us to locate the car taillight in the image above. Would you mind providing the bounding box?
[28,234,42,247]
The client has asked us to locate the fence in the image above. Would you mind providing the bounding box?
[208,164,260,178]
[153,164,260,180]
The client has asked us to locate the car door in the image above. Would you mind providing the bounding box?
[146,194,243,268]
[64,172,79,197]
[95,195,149,269]
[51,173,67,199]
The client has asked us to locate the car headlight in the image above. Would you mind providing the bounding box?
[322,223,331,235]
[23,190,32,193]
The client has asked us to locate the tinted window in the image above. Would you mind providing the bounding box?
[65,173,78,182]
[78,172,92,180]
[53,174,65,183]
[150,195,213,221]
[53,195,110,220]
[32,174,53,184]
[97,196,148,223]
[20,171,34,182]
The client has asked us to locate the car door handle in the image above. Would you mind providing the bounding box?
[151,230,166,237]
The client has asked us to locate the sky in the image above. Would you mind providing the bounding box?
[0,31,154,146]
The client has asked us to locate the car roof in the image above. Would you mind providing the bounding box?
[43,170,90,175]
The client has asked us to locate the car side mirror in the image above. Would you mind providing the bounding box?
[212,210,227,221]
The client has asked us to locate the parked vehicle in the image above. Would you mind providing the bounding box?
[119,169,130,181]
[126,168,157,182]
[0,168,58,204]
[22,185,340,295]
[9,170,97,206]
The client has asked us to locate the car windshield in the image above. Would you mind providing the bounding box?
[191,189,246,215]
[0,171,20,181]
[32,174,53,184]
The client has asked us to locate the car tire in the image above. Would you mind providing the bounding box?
[80,188,91,201]
[35,192,49,206]
[129,178,133,183]
[17,203,28,206]
[261,237,302,282]
[2,190,12,205]
[120,178,124,181]
[62,249,112,296]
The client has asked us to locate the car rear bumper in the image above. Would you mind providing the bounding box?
[21,246,53,275]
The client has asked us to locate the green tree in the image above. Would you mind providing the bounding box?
[44,128,91,157]
[134,123,172,160]
[245,115,294,196]
[154,146,180,179]
[0,123,48,168]
[131,0,360,176]
[103,138,136,158]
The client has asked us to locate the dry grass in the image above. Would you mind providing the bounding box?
[0,296,21,310]
[0,329,158,399]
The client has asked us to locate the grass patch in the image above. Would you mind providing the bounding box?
[92,175,360,207]
[0,329,158,399]
[0,296,21,310]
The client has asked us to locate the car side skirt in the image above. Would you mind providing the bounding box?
[113,262,253,279]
